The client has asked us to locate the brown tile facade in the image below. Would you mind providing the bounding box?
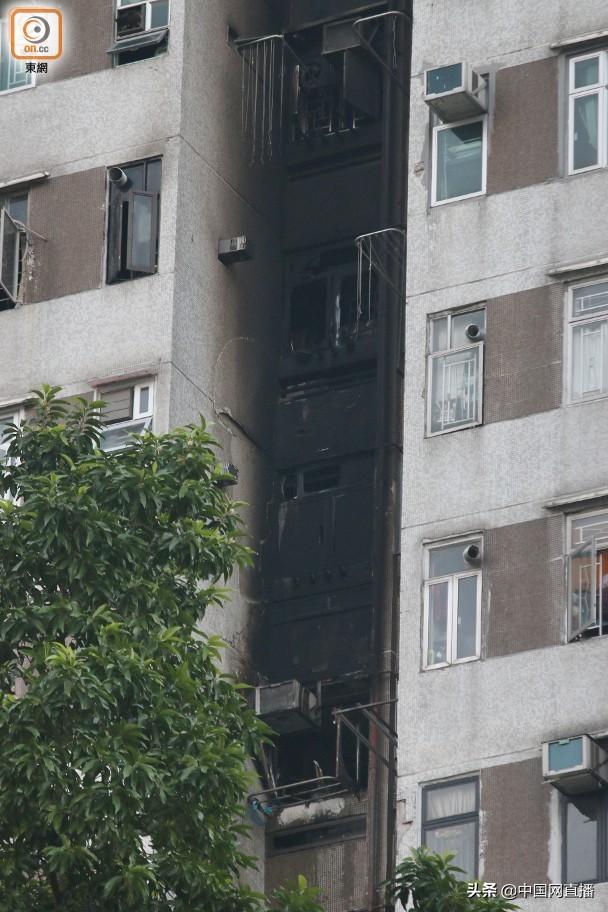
[484,516,563,659]
[487,57,559,195]
[485,284,563,424]
[26,169,106,304]
[481,758,551,886]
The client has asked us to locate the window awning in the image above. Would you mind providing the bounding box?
[0,172,49,192]
[550,28,608,51]
[107,28,168,54]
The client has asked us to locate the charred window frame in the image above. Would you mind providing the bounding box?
[111,0,169,66]
[268,678,370,790]
[285,250,375,356]
[99,380,154,453]
[0,192,28,309]
[281,463,341,500]
[106,159,161,284]
[289,19,383,144]
[422,777,479,880]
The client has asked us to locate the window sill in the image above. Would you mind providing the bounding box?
[426,420,482,438]
[430,190,486,208]
[0,83,35,97]
[422,656,480,672]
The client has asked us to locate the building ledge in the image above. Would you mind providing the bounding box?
[547,253,608,278]
[550,29,608,51]
[544,487,608,511]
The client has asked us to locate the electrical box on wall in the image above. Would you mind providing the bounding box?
[218,235,251,265]
[542,735,608,794]
[254,680,321,733]
[423,62,487,122]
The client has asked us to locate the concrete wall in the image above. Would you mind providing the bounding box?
[399,1,608,906]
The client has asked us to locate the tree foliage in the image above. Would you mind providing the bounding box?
[386,848,519,912]
[0,387,322,912]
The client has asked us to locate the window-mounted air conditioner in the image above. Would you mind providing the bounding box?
[542,734,608,794]
[254,680,321,734]
[423,62,487,122]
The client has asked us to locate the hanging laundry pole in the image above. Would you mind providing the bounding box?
[355,227,406,334]
[231,33,302,165]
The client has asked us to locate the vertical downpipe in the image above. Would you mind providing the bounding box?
[366,2,411,910]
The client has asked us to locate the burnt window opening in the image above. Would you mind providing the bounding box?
[267,681,370,790]
[289,17,383,144]
[106,158,161,284]
[289,279,327,353]
[280,463,341,500]
[286,248,376,356]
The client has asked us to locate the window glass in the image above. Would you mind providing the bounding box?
[129,193,155,272]
[566,796,599,883]
[5,194,28,225]
[426,780,477,821]
[426,821,477,879]
[427,581,449,666]
[430,346,480,433]
[429,541,470,578]
[548,738,584,772]
[574,56,600,89]
[573,281,608,317]
[435,120,484,202]
[423,780,478,880]
[430,316,448,353]
[571,319,608,399]
[150,0,169,29]
[456,575,478,659]
[572,93,600,171]
[425,539,481,667]
[138,386,150,415]
[427,63,463,95]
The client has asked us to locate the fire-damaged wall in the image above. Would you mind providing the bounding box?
[250,2,410,910]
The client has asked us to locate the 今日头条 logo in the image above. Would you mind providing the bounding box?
[10,7,62,60]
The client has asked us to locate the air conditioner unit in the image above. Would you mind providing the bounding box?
[423,62,487,122]
[322,19,361,55]
[254,680,321,734]
[542,735,608,794]
[218,236,250,265]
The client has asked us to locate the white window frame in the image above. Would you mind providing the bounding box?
[100,381,155,453]
[426,309,485,437]
[566,278,608,405]
[567,508,608,640]
[0,21,36,94]
[423,536,482,670]
[431,115,487,207]
[568,51,608,175]
[0,408,24,503]
[115,0,170,38]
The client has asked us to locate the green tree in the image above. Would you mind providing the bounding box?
[386,847,519,912]
[0,387,322,912]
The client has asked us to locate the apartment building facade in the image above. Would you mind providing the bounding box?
[0,1,410,909]
[399,1,608,908]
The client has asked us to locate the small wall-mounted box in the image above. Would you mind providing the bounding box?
[423,62,487,122]
[542,734,608,794]
[218,235,251,265]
